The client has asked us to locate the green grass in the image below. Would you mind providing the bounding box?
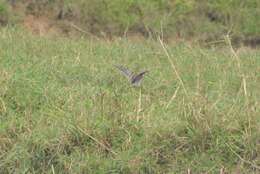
[0,27,259,173]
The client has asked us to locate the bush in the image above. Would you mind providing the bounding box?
[55,0,260,39]
[2,0,260,40]
[0,0,9,25]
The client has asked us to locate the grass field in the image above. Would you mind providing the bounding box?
[0,27,260,173]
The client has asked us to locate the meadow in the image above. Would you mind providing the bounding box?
[0,27,260,173]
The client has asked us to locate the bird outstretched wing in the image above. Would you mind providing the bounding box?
[114,65,134,80]
[131,71,148,86]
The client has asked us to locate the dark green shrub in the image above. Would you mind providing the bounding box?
[0,0,9,25]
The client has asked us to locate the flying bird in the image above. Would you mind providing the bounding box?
[114,65,148,86]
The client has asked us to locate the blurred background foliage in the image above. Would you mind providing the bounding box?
[0,0,260,43]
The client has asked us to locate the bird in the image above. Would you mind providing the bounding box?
[114,65,148,86]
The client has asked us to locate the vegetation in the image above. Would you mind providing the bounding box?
[0,0,259,173]
[0,27,259,173]
[2,0,260,41]
[0,0,10,25]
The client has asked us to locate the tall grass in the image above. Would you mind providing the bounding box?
[0,27,259,173]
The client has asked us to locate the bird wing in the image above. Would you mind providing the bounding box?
[114,65,134,80]
[131,71,148,86]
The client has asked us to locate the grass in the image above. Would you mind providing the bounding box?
[0,27,260,173]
